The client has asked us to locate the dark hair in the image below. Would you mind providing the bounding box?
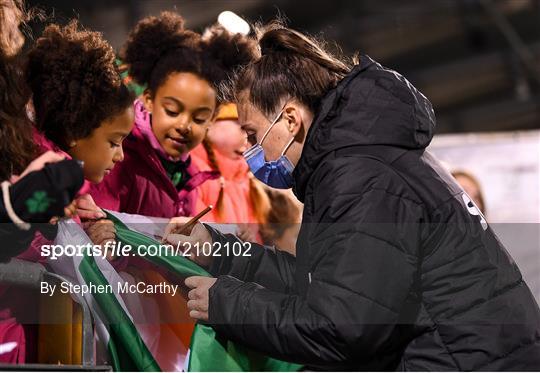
[231,21,354,117]
[0,0,36,180]
[26,20,134,149]
[121,11,257,102]
[0,54,37,180]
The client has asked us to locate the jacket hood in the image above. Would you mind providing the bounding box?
[293,55,436,201]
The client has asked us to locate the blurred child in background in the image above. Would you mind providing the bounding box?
[452,170,486,215]
[191,103,270,242]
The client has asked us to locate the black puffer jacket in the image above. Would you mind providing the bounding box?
[206,56,540,371]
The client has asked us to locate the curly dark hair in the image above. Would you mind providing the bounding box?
[121,11,257,102]
[25,20,134,150]
[0,53,37,180]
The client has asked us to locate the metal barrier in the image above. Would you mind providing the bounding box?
[0,258,97,369]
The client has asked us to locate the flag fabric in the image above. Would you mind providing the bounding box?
[51,211,301,371]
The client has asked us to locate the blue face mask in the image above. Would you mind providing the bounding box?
[243,109,296,189]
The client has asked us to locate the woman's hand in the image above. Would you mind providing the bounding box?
[163,216,192,238]
[185,276,217,321]
[76,193,106,220]
[10,151,66,183]
[164,220,214,268]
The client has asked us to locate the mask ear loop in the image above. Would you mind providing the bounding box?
[259,109,284,146]
[281,136,295,157]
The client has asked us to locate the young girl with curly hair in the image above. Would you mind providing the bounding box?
[82,15,258,368]
[1,16,133,364]
[26,21,135,186]
[88,12,256,222]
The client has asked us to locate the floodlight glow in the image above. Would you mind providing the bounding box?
[218,11,250,35]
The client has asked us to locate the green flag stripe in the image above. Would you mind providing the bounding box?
[188,324,302,372]
[106,212,210,278]
[79,252,161,371]
[107,330,140,372]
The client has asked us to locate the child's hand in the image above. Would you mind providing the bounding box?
[84,219,116,260]
[76,194,106,220]
[64,200,78,218]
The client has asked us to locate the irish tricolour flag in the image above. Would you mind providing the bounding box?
[49,211,301,371]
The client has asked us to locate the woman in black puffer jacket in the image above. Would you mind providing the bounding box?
[166,22,540,371]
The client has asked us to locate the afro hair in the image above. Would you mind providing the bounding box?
[121,11,258,102]
[26,20,134,149]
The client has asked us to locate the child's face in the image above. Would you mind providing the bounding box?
[207,119,248,160]
[69,107,134,183]
[144,72,216,159]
